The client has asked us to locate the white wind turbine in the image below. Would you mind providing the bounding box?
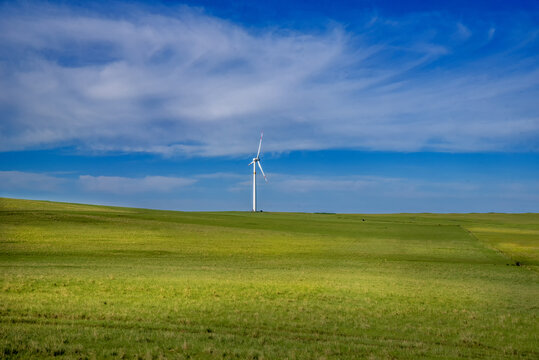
[248,132,267,212]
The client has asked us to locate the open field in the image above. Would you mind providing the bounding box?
[0,197,538,359]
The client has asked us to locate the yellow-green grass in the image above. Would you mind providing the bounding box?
[0,198,537,359]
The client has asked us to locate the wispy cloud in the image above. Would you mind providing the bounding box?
[1,170,536,212]
[487,27,496,41]
[79,175,196,194]
[263,174,481,198]
[0,2,537,156]
[246,173,539,212]
[0,171,67,192]
[196,172,246,180]
[0,171,196,195]
[456,22,472,40]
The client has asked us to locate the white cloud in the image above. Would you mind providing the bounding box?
[0,170,197,195]
[226,172,485,197]
[196,172,246,180]
[456,22,472,39]
[241,173,539,206]
[0,3,537,156]
[487,27,496,41]
[79,175,196,194]
[0,170,196,196]
[275,176,382,193]
[0,171,67,192]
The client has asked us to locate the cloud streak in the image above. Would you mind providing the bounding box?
[1,170,537,212]
[234,173,539,212]
[249,173,483,198]
[0,171,67,192]
[79,175,196,194]
[0,2,537,156]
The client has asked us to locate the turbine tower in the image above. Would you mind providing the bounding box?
[249,132,267,212]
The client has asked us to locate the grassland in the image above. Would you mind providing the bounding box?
[0,197,538,359]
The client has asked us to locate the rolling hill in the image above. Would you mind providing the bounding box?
[1,198,537,359]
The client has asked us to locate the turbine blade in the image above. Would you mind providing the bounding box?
[248,161,254,166]
[256,132,263,158]
[257,161,267,182]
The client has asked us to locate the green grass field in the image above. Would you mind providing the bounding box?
[1,198,538,359]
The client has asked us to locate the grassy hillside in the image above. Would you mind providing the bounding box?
[0,198,538,359]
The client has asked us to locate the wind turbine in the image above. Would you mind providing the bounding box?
[249,132,267,212]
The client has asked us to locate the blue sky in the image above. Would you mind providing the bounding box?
[0,0,538,212]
